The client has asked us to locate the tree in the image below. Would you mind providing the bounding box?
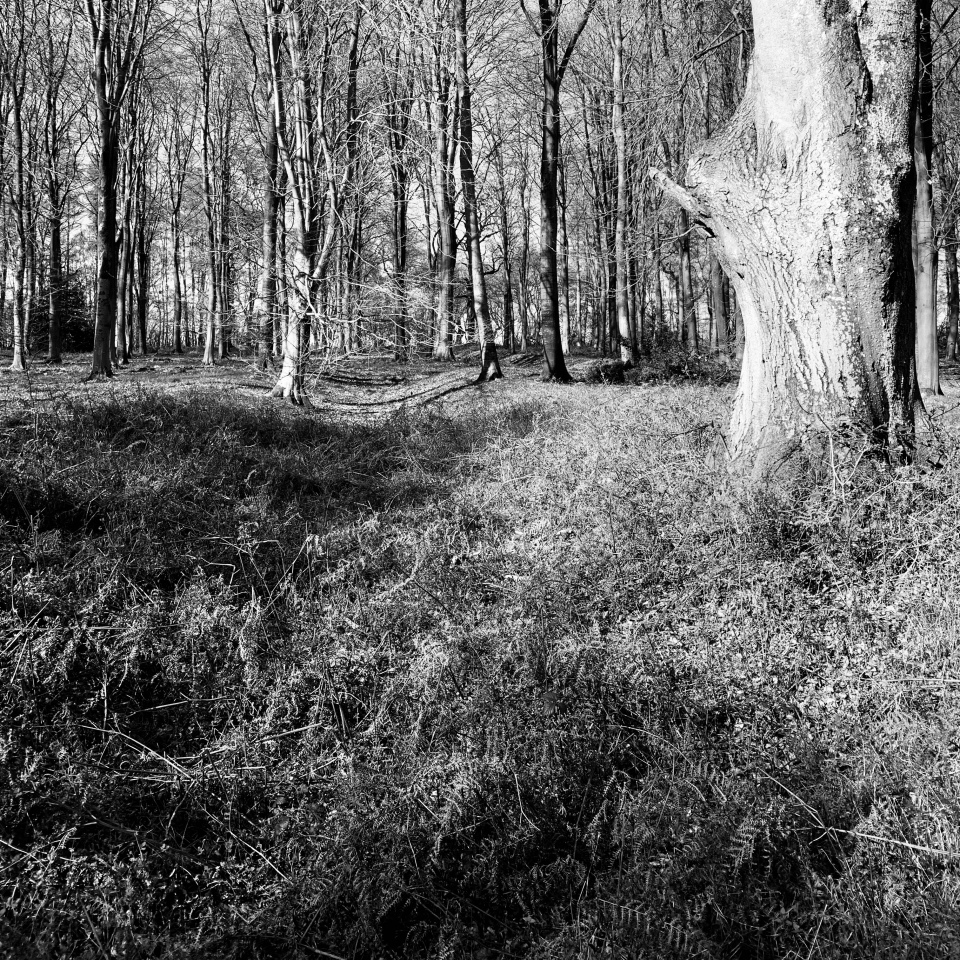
[160,73,195,356]
[0,0,36,372]
[379,32,415,360]
[424,0,459,362]
[39,0,79,365]
[915,0,939,393]
[610,5,634,364]
[521,0,596,381]
[196,0,221,366]
[269,0,344,403]
[654,0,920,474]
[85,0,157,379]
[455,0,502,381]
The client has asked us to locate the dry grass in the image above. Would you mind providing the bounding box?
[1,354,960,959]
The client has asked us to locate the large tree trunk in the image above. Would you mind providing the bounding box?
[654,0,920,474]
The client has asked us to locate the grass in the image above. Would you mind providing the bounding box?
[1,371,959,959]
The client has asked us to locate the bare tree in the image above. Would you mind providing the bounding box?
[521,0,596,381]
[455,0,502,380]
[85,0,157,379]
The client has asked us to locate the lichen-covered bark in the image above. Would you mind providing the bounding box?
[654,0,920,475]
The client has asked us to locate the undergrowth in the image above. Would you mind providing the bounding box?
[1,382,959,959]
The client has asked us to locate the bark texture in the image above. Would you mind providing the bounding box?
[654,0,920,474]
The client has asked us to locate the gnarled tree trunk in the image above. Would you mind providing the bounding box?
[654,0,920,475]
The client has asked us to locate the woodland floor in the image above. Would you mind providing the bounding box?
[2,348,960,959]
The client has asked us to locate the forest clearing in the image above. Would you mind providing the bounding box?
[3,352,960,957]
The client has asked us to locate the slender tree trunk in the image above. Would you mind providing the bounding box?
[0,230,8,351]
[709,247,728,355]
[455,0,501,381]
[254,2,283,370]
[946,235,959,363]
[199,39,217,366]
[217,117,233,361]
[11,245,26,371]
[503,268,515,353]
[430,28,456,363]
[47,185,63,363]
[612,12,635,365]
[137,227,149,354]
[537,17,569,381]
[678,209,697,352]
[652,224,664,340]
[172,227,184,353]
[914,0,938,394]
[8,74,28,371]
[519,174,531,351]
[116,223,130,365]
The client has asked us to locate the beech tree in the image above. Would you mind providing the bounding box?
[915,0,938,393]
[522,0,596,382]
[86,0,157,379]
[655,0,920,473]
[455,0,502,380]
[1,0,30,372]
[269,0,344,403]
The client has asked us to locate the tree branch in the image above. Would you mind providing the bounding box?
[648,167,711,222]
[558,0,596,85]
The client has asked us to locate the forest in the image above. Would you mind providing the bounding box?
[2,0,960,957]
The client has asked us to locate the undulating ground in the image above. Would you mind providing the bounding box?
[2,349,960,959]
